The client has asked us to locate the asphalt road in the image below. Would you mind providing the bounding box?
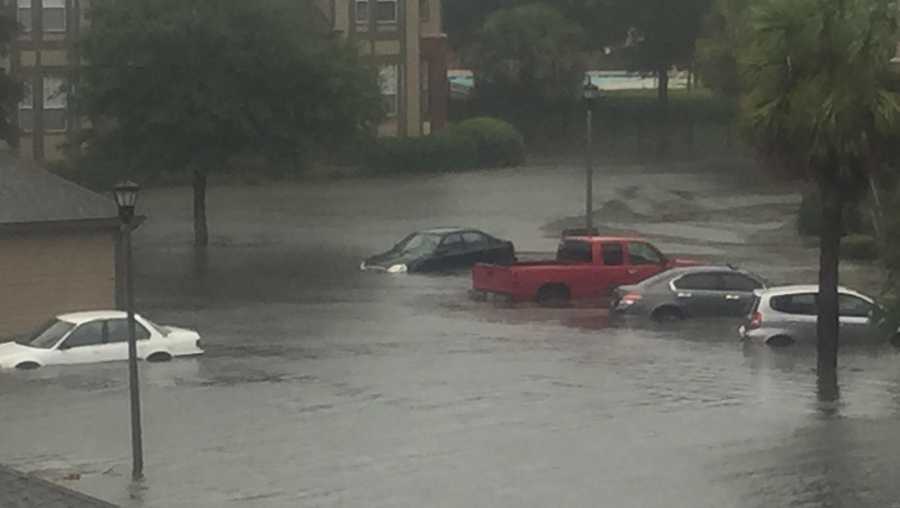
[2,160,899,507]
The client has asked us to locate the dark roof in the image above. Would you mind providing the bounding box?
[0,153,118,225]
[0,465,118,507]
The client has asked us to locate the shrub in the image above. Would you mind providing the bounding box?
[452,117,525,167]
[364,117,523,174]
[365,129,478,174]
[841,234,879,261]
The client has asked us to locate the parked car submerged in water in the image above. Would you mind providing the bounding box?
[739,285,900,347]
[611,265,767,321]
[361,228,515,273]
[0,311,204,369]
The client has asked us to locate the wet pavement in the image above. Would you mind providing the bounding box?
[2,160,900,507]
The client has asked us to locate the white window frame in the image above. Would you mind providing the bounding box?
[17,0,32,32]
[379,64,399,117]
[42,76,68,131]
[18,79,34,132]
[42,0,67,33]
[375,0,397,24]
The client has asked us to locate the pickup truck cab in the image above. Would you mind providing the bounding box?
[471,236,696,305]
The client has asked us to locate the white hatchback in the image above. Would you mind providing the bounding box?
[0,311,204,369]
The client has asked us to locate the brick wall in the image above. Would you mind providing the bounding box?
[0,229,116,337]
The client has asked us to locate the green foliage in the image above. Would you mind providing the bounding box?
[840,234,879,261]
[453,117,525,167]
[466,3,586,130]
[76,0,384,178]
[695,0,751,96]
[0,12,20,144]
[365,118,525,174]
[739,0,900,181]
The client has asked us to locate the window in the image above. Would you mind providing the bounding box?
[628,242,663,265]
[770,293,817,315]
[106,319,151,343]
[720,273,763,292]
[42,76,67,131]
[19,320,74,349]
[421,59,430,116]
[673,273,719,291]
[441,233,464,247]
[61,321,105,349]
[42,0,66,32]
[355,0,369,26]
[420,0,430,21]
[379,65,398,117]
[17,0,32,32]
[18,79,33,132]
[601,244,624,266]
[558,240,593,263]
[375,0,397,23]
[462,232,489,247]
[839,294,872,318]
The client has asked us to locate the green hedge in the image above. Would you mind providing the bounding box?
[454,117,525,167]
[365,117,524,174]
[841,234,879,261]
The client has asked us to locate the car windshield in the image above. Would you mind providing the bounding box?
[17,319,75,349]
[392,233,441,256]
[145,318,170,337]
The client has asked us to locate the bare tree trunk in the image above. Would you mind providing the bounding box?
[817,179,842,400]
[868,174,883,242]
[193,169,209,247]
[656,64,670,159]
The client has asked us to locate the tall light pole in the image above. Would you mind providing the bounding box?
[583,76,601,234]
[114,181,143,481]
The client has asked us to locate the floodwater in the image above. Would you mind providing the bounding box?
[2,161,900,507]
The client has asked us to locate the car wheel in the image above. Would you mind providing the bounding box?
[146,352,173,363]
[766,335,795,348]
[537,284,570,307]
[15,362,40,370]
[652,306,684,323]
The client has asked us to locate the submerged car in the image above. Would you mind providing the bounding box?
[611,265,767,321]
[0,311,204,369]
[361,228,515,273]
[739,285,900,347]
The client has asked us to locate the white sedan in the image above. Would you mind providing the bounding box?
[0,311,204,369]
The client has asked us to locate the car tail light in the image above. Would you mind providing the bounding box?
[749,312,763,330]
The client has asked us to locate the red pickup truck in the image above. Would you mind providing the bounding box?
[471,236,696,305]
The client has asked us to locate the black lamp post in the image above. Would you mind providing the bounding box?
[583,76,601,234]
[114,180,143,481]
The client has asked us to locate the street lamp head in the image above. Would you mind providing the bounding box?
[114,180,140,224]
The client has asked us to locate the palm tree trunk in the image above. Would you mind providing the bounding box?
[193,169,209,247]
[817,179,842,399]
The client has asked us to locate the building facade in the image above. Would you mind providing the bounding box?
[0,153,122,337]
[5,0,447,163]
[316,0,448,137]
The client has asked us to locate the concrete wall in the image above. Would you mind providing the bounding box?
[0,229,116,337]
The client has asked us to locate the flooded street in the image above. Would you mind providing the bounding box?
[2,161,900,507]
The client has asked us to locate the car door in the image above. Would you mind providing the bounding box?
[55,320,107,364]
[770,293,819,342]
[596,242,632,297]
[838,294,876,343]
[626,241,667,283]
[556,240,598,298]
[669,272,723,317]
[462,231,497,265]
[106,318,152,360]
[435,233,469,270]
[718,273,765,316]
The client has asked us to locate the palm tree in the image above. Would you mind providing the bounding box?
[739,0,900,392]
